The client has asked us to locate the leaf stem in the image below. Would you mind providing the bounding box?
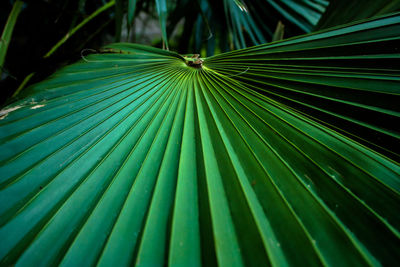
[44,0,115,58]
[12,72,34,97]
[14,0,115,97]
[0,0,24,76]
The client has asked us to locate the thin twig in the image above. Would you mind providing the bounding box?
[43,0,115,58]
[225,67,249,78]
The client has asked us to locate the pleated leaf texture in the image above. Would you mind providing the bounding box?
[0,13,400,267]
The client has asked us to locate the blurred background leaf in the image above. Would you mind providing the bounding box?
[0,0,23,77]
[316,0,400,29]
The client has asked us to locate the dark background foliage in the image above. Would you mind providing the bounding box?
[1,0,115,104]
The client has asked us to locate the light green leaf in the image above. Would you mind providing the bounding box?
[232,0,248,12]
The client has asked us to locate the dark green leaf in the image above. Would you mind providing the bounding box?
[115,0,124,42]
[128,0,137,27]
[264,0,329,32]
[207,12,400,160]
[0,0,24,76]
[0,13,399,267]
[316,0,400,30]
[155,0,169,49]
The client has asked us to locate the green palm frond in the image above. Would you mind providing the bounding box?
[224,0,267,49]
[0,13,399,266]
[206,12,400,160]
[316,0,400,30]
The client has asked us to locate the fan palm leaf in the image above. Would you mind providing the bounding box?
[316,0,400,30]
[0,13,399,266]
[206,12,400,160]
[263,0,329,32]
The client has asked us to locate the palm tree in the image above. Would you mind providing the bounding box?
[0,1,399,266]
